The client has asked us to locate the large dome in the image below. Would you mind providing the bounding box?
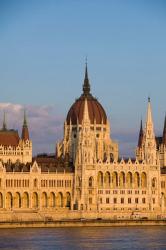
[66,64,107,125]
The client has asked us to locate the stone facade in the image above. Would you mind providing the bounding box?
[0,65,166,221]
[0,111,32,164]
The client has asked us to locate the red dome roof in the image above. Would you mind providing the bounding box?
[66,94,107,125]
[66,63,107,125]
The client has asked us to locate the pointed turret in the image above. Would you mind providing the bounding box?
[21,109,29,141]
[2,111,7,130]
[138,119,143,147]
[144,97,156,164]
[83,61,90,95]
[163,115,166,146]
[146,97,153,125]
[144,97,155,140]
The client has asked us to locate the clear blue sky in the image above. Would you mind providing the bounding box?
[0,0,166,156]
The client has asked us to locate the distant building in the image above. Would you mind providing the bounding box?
[0,65,166,221]
[0,111,32,164]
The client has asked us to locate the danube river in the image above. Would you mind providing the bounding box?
[0,226,165,250]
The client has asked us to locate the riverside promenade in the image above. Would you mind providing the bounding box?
[0,219,166,228]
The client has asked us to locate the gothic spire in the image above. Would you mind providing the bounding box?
[163,114,166,146]
[2,111,7,130]
[21,109,29,141]
[138,119,143,147]
[83,60,90,95]
[146,97,153,125]
[23,109,27,126]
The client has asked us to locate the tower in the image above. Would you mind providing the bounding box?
[56,63,119,210]
[21,109,30,141]
[21,109,32,163]
[136,98,157,165]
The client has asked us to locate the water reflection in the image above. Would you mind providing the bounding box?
[0,227,165,250]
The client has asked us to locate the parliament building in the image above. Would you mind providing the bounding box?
[0,65,166,221]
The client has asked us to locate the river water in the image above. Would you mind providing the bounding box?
[0,226,165,250]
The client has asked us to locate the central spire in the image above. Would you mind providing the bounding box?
[83,60,91,95]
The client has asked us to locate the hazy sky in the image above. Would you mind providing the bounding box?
[0,0,166,157]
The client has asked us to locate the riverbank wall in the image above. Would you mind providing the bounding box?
[0,219,166,228]
[0,209,166,228]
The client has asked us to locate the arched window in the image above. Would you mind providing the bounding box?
[110,153,114,162]
[152,177,157,188]
[112,172,118,188]
[141,172,147,188]
[89,177,94,188]
[105,172,111,188]
[32,192,38,208]
[126,172,132,188]
[34,178,38,188]
[50,192,56,207]
[119,172,125,188]
[6,192,13,209]
[134,172,140,188]
[97,172,103,188]
[66,192,71,208]
[15,192,21,208]
[22,192,29,208]
[57,192,63,207]
[41,192,48,208]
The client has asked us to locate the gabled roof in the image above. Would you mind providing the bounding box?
[0,129,20,147]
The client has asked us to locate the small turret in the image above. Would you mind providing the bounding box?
[138,119,143,147]
[144,97,155,140]
[21,109,29,141]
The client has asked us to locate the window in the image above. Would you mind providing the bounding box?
[152,178,157,188]
[106,198,109,204]
[113,198,117,204]
[128,198,131,204]
[135,198,138,204]
[121,198,124,204]
[153,198,155,204]
[106,190,110,194]
[161,181,165,188]
[89,198,92,204]
[100,198,102,204]
[142,198,146,204]
[89,177,93,188]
